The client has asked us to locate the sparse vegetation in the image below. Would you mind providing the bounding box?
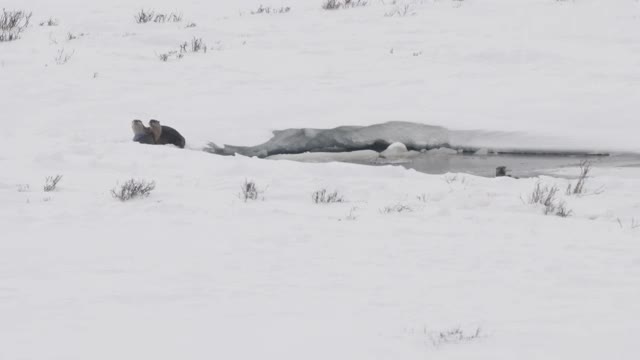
[158,51,182,62]
[527,182,572,217]
[429,327,482,347]
[134,9,154,23]
[189,37,206,53]
[529,182,558,209]
[239,179,263,202]
[54,48,74,65]
[384,4,414,17]
[322,0,368,10]
[43,175,63,192]
[159,37,207,62]
[17,184,30,192]
[312,189,345,204]
[66,32,85,41]
[111,179,156,201]
[251,5,291,14]
[39,17,59,26]
[554,201,573,217]
[134,9,182,24]
[0,9,32,42]
[380,203,413,214]
[617,218,640,230]
[342,206,359,221]
[566,160,599,196]
[444,174,465,185]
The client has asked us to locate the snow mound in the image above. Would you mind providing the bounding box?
[206,121,450,157]
[380,142,408,158]
[205,121,610,159]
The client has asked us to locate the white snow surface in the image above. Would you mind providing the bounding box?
[2,0,640,359]
[381,142,409,157]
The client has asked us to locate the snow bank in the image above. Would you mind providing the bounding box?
[206,121,449,157]
[206,121,611,158]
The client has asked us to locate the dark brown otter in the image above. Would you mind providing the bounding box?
[149,119,186,148]
[131,119,155,144]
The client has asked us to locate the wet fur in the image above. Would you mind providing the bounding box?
[149,119,186,148]
[131,119,155,144]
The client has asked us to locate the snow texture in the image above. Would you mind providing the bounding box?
[1,0,640,359]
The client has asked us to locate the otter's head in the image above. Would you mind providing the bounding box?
[148,119,162,141]
[131,119,147,135]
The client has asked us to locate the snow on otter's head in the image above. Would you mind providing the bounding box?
[148,119,162,142]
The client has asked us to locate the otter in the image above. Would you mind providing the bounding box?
[131,119,155,144]
[149,119,186,148]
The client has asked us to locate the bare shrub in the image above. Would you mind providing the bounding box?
[185,22,196,28]
[158,51,183,61]
[342,206,359,221]
[43,175,63,192]
[617,218,640,230]
[527,182,572,217]
[166,13,182,22]
[566,160,595,195]
[134,9,155,23]
[153,13,167,22]
[444,174,465,185]
[323,0,341,9]
[322,0,368,10]
[0,9,32,42]
[528,182,558,207]
[190,37,206,53]
[239,179,263,202]
[135,10,182,24]
[17,184,30,192]
[312,189,345,204]
[429,327,482,347]
[155,13,182,23]
[380,203,413,214]
[39,17,58,26]
[384,4,414,17]
[54,48,74,65]
[111,179,156,201]
[179,41,188,53]
[416,193,429,202]
[66,32,84,41]
[555,201,573,218]
[251,5,291,14]
[158,37,206,62]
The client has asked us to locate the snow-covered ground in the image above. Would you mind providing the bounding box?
[1,0,640,359]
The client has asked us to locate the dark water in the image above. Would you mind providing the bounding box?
[354,153,640,178]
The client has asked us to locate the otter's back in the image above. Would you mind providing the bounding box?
[158,126,186,148]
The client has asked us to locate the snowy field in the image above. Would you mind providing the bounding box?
[1,0,640,359]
